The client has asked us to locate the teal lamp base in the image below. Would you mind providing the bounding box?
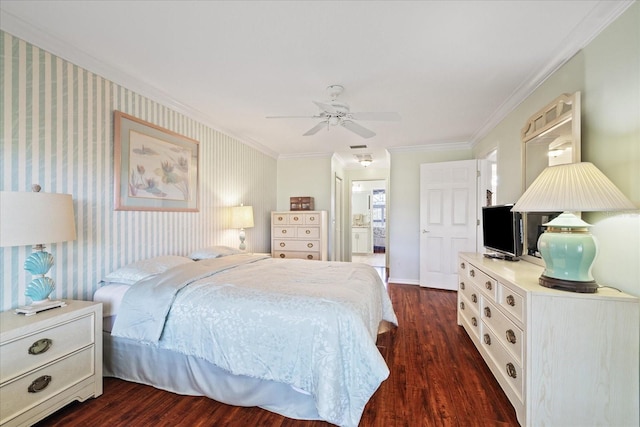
[537,212,598,294]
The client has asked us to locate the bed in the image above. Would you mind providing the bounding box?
[94,250,397,427]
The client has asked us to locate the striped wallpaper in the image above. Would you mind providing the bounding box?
[0,31,277,311]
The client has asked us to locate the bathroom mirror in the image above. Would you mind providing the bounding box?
[520,92,581,264]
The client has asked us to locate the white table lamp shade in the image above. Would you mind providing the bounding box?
[230,205,254,229]
[0,191,76,247]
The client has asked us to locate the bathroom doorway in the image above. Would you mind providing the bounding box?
[351,180,386,268]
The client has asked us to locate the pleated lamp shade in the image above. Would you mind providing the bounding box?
[512,162,636,213]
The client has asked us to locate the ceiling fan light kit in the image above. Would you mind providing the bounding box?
[266,85,400,138]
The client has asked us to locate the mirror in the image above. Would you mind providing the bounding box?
[521,92,581,263]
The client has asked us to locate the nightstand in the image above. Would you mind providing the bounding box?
[0,300,103,426]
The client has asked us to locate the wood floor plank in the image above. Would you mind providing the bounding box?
[34,284,518,426]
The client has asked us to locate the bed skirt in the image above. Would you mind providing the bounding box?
[103,332,321,421]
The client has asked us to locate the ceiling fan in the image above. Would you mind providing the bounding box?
[266,85,400,139]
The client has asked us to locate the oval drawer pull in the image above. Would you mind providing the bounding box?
[506,329,517,344]
[506,295,516,307]
[485,281,492,291]
[307,254,314,260]
[470,269,475,277]
[280,242,286,247]
[307,243,314,248]
[277,216,283,221]
[471,294,477,303]
[484,307,491,318]
[460,282,465,290]
[281,229,287,234]
[28,338,53,355]
[309,216,315,221]
[28,375,52,393]
[279,254,286,258]
[459,301,465,310]
[460,262,466,269]
[483,334,491,345]
[305,230,311,234]
[506,363,517,379]
[471,317,477,327]
[293,216,299,221]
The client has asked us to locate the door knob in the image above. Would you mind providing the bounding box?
[422,229,429,233]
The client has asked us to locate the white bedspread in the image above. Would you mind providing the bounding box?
[111,255,397,427]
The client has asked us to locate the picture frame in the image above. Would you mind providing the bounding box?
[114,111,199,211]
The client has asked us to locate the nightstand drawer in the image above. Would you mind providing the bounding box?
[0,313,94,383]
[0,346,94,425]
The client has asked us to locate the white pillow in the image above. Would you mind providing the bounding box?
[189,245,242,260]
[102,255,193,285]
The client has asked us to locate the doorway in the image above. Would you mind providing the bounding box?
[351,180,386,268]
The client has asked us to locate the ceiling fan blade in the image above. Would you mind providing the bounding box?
[313,100,338,115]
[341,120,376,138]
[303,121,327,136]
[348,112,401,121]
[266,115,320,119]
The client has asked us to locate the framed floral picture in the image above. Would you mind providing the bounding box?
[113,111,199,211]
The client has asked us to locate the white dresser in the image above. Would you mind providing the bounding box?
[457,252,639,427]
[271,211,328,261]
[0,300,103,426]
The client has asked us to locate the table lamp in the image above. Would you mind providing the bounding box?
[0,187,77,314]
[230,204,254,250]
[512,162,636,293]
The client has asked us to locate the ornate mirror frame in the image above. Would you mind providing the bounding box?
[520,92,581,265]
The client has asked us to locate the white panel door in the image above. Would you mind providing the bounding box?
[420,160,478,289]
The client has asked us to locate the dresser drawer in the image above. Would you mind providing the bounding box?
[0,346,94,424]
[480,325,523,402]
[296,227,320,238]
[458,294,481,342]
[272,213,289,225]
[273,226,296,237]
[498,282,524,324]
[303,213,321,225]
[467,264,497,302]
[481,299,523,363]
[273,251,321,261]
[458,279,480,311]
[274,239,321,252]
[0,313,94,383]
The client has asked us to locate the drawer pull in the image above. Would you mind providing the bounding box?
[305,230,311,234]
[485,281,492,291]
[279,254,286,258]
[307,243,314,248]
[506,329,517,344]
[459,301,465,310]
[277,216,283,221]
[483,334,491,345]
[506,295,516,307]
[471,293,477,303]
[471,317,477,327]
[28,375,52,393]
[506,363,517,379]
[460,262,466,269]
[307,254,314,260]
[309,216,315,221]
[280,242,286,247]
[484,307,491,318]
[293,216,299,221]
[28,338,53,355]
[460,282,465,290]
[470,269,475,277]
[281,229,287,234]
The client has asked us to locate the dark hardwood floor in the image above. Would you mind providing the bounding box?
[35,284,518,427]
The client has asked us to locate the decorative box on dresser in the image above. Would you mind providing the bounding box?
[457,252,639,427]
[0,300,102,426]
[271,211,328,261]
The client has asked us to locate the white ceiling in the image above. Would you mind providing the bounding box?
[0,1,633,168]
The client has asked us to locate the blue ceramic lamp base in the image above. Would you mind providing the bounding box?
[537,212,598,293]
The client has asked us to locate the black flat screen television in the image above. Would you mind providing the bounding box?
[481,204,523,261]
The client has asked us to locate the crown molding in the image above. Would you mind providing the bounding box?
[387,141,472,153]
[470,0,635,146]
[0,9,279,159]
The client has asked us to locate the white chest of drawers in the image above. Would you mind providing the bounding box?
[457,252,639,427]
[271,211,328,261]
[0,300,103,426]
